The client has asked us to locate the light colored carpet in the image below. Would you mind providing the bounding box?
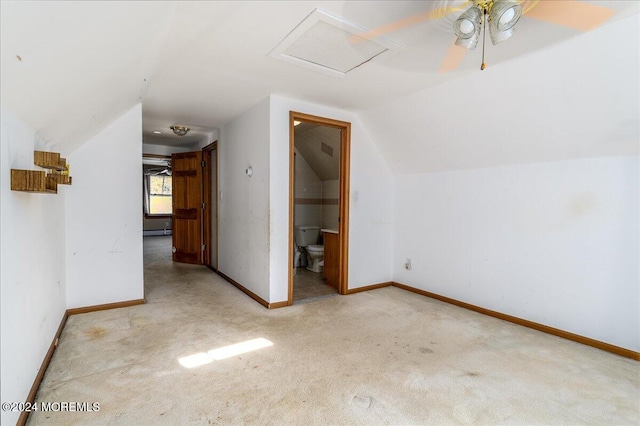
[29,236,639,425]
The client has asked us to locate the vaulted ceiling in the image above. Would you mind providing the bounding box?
[295,123,341,181]
[1,1,638,156]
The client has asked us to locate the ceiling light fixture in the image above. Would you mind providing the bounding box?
[170,125,190,137]
[454,0,522,70]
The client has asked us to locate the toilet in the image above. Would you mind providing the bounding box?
[294,225,324,273]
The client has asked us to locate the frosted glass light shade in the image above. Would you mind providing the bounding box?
[454,6,482,50]
[499,7,516,28]
[492,0,522,31]
[458,19,475,35]
[489,0,522,44]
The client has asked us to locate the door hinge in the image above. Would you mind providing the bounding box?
[202,202,206,209]
[202,244,206,251]
[201,160,206,168]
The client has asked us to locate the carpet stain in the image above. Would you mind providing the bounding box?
[464,371,481,377]
[351,395,372,408]
[85,327,107,339]
[419,347,434,354]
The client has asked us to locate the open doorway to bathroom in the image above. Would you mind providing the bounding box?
[288,112,350,305]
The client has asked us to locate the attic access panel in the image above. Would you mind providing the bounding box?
[269,9,403,78]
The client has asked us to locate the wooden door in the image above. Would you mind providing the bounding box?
[172,151,203,264]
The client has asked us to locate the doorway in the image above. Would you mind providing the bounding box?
[288,112,351,305]
[202,141,218,270]
[170,143,218,268]
[171,151,203,264]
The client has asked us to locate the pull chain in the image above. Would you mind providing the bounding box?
[481,10,487,70]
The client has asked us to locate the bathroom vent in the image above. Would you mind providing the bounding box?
[268,9,404,78]
[321,142,333,157]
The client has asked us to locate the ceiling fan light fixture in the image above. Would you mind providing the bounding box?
[170,125,190,137]
[489,25,514,45]
[454,6,482,50]
[488,0,522,45]
[491,0,522,31]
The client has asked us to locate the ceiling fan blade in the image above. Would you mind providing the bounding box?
[524,0,615,32]
[351,1,472,42]
[438,40,468,73]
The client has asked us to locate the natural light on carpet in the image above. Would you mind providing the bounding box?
[178,338,273,368]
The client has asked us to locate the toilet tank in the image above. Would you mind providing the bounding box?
[295,226,320,246]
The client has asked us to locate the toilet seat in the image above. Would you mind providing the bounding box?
[307,244,324,252]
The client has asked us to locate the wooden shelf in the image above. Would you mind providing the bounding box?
[11,150,72,194]
[11,170,57,193]
[34,150,68,172]
[49,173,72,185]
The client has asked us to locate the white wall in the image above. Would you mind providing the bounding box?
[394,156,639,351]
[197,128,220,149]
[270,95,394,301]
[218,97,271,301]
[0,108,67,426]
[219,95,393,302]
[356,15,640,352]
[65,104,144,308]
[210,148,218,269]
[294,148,322,229]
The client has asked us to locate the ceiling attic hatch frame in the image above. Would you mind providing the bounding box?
[269,9,404,78]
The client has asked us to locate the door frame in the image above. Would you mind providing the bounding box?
[202,141,218,270]
[288,111,351,305]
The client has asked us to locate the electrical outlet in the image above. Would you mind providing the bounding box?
[405,258,412,270]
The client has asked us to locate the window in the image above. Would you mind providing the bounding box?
[145,175,172,216]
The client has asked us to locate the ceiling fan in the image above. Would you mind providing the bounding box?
[356,0,616,72]
[145,159,172,176]
[146,166,172,176]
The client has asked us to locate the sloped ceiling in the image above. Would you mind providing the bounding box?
[359,14,639,174]
[1,1,638,160]
[0,1,175,153]
[295,123,341,180]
